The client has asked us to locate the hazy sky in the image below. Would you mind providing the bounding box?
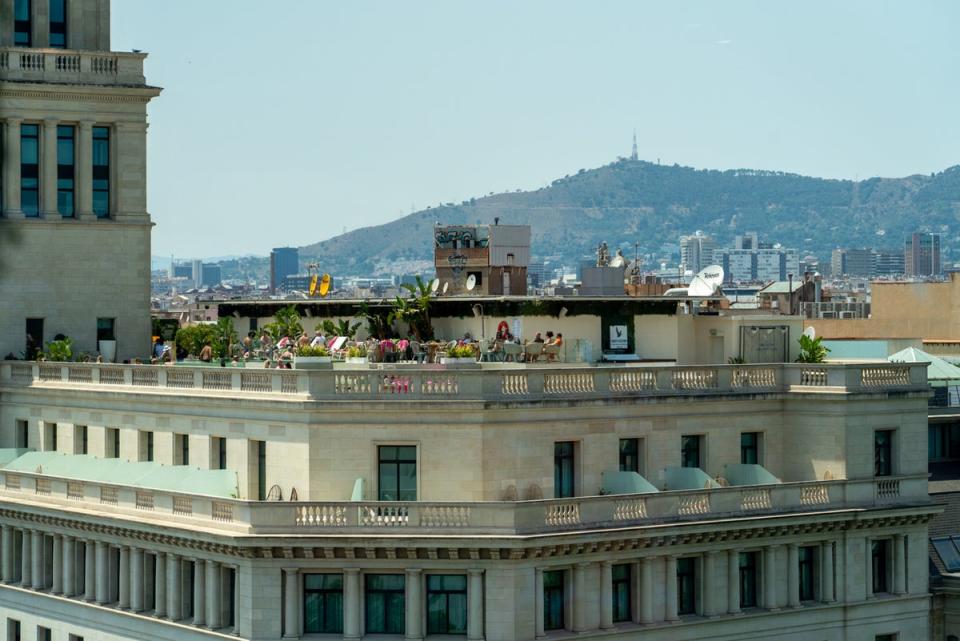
[113,1,960,258]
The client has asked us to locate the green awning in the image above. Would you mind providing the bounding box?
[601,471,659,495]
[723,463,781,486]
[663,466,720,491]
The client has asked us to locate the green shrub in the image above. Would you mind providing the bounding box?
[297,344,329,357]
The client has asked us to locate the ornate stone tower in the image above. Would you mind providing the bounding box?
[0,0,161,360]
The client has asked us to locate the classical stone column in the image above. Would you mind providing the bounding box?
[727,550,741,614]
[600,561,614,629]
[535,568,545,639]
[41,120,58,217]
[84,541,96,601]
[664,556,678,622]
[30,530,42,590]
[131,547,144,612]
[573,562,588,632]
[76,121,94,220]
[821,541,835,603]
[166,554,181,621]
[118,546,130,609]
[282,567,298,638]
[703,551,719,616]
[639,557,654,624]
[62,535,74,596]
[405,568,423,641]
[764,546,779,610]
[1,525,13,582]
[154,552,167,617]
[343,568,361,641]
[787,544,800,608]
[95,541,108,604]
[193,559,206,626]
[51,535,63,594]
[20,530,32,587]
[467,569,484,641]
[893,534,906,595]
[3,118,23,217]
[206,560,222,629]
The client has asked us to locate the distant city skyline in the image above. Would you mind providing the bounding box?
[114,1,960,257]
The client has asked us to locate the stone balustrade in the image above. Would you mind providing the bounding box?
[0,470,927,537]
[0,47,146,86]
[0,362,928,403]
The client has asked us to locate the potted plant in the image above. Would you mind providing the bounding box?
[294,344,332,369]
[345,344,368,364]
[441,343,478,365]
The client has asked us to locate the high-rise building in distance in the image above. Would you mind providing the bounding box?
[679,231,716,274]
[270,247,300,292]
[905,233,941,277]
[831,248,876,278]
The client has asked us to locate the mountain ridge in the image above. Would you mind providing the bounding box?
[301,160,960,275]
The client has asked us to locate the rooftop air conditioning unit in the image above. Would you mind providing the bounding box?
[839,311,856,319]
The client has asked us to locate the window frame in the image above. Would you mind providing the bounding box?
[618,438,642,474]
[49,0,67,48]
[303,573,343,634]
[426,574,468,635]
[554,441,576,498]
[739,551,759,608]
[56,124,75,217]
[680,435,702,469]
[874,429,894,477]
[377,444,418,502]
[14,0,31,46]
[740,432,761,465]
[542,569,565,631]
[364,574,405,635]
[611,564,631,623]
[91,126,111,218]
[871,539,891,594]
[20,123,40,217]
[798,545,817,602]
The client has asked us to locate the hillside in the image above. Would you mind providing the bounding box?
[300,160,960,275]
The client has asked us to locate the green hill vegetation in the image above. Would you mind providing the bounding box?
[300,160,960,275]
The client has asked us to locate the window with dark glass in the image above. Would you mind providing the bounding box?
[542,570,564,631]
[96,318,115,342]
[681,435,701,468]
[20,124,39,217]
[677,557,697,615]
[146,432,154,462]
[56,125,75,216]
[49,0,67,48]
[14,0,31,46]
[799,546,816,601]
[871,539,889,594]
[619,438,640,473]
[378,445,416,501]
[933,537,960,572]
[16,420,28,449]
[256,440,267,500]
[92,127,110,217]
[739,551,758,608]
[427,575,467,635]
[365,574,405,634]
[75,425,87,454]
[740,432,760,464]
[612,564,631,622]
[176,434,189,466]
[874,430,893,477]
[7,619,20,641]
[106,427,119,458]
[929,424,960,461]
[213,436,227,470]
[303,574,343,634]
[37,627,50,641]
[554,442,575,498]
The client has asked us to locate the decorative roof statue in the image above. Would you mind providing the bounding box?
[597,241,610,267]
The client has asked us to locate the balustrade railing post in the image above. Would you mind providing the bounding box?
[527,371,546,398]
[655,369,673,390]
[716,366,733,391]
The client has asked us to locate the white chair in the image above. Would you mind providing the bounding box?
[524,342,543,363]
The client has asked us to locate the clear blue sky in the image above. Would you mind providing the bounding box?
[112,1,960,258]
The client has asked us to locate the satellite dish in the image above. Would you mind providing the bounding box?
[318,274,331,298]
[696,265,724,290]
[430,278,440,294]
[803,326,816,339]
[442,282,449,294]
[687,277,714,297]
[465,274,477,291]
[308,275,319,297]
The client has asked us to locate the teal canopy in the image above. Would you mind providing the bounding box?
[1,451,237,498]
[663,466,720,491]
[601,471,659,495]
[723,463,781,486]
[888,347,960,386]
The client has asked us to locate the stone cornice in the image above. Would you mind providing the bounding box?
[0,83,161,104]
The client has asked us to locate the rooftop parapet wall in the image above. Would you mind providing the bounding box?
[0,47,146,86]
[0,362,929,404]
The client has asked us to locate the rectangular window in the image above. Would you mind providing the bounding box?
[96,318,116,342]
[928,424,960,460]
[681,435,701,468]
[14,0,31,46]
[21,124,39,217]
[37,627,51,641]
[875,430,893,477]
[933,537,960,572]
[542,570,564,631]
[739,551,758,608]
[365,574,405,634]
[799,546,816,601]
[49,0,67,48]
[56,125,74,216]
[25,317,43,359]
[106,427,119,459]
[45,422,57,452]
[7,619,20,641]
[175,434,189,466]
[74,425,88,454]
[677,557,697,615]
[612,564,631,622]
[92,127,110,217]
[256,440,266,500]
[378,445,417,501]
[303,574,343,634]
[68,635,84,641]
[146,432,154,462]
[554,441,575,498]
[872,539,890,594]
[619,438,641,473]
[211,437,227,470]
[16,420,28,449]
[740,432,760,465]
[427,575,467,635]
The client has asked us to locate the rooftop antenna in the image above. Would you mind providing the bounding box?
[631,129,638,161]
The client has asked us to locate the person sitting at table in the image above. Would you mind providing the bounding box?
[533,332,544,343]
[545,331,555,344]
[554,333,563,347]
